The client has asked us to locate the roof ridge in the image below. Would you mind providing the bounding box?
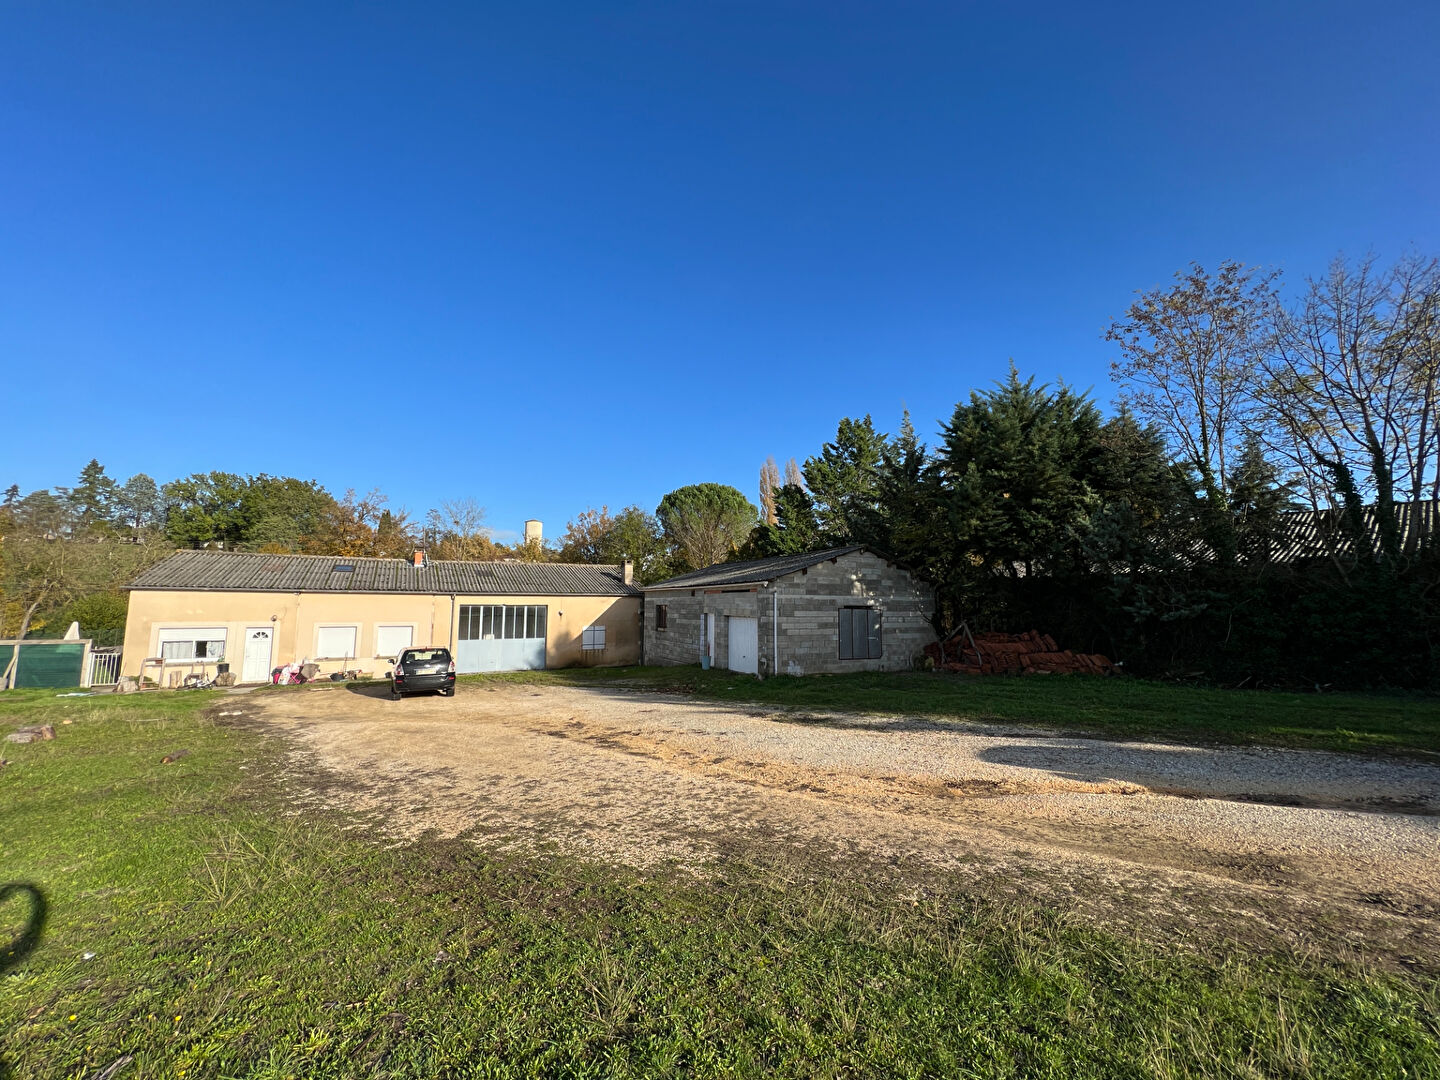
[163,548,621,570]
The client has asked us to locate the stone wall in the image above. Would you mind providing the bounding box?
[643,549,935,676]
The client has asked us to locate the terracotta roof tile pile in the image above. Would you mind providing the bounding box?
[927,629,1116,676]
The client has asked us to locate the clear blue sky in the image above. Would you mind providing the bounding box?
[3,2,1437,541]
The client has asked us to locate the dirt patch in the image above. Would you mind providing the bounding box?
[235,681,1440,966]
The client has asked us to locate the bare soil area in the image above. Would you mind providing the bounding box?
[237,681,1440,964]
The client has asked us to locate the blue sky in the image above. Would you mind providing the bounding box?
[3,2,1437,541]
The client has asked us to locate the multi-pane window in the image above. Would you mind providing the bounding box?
[655,604,668,630]
[837,607,882,660]
[458,605,548,641]
[581,625,606,651]
[158,628,227,661]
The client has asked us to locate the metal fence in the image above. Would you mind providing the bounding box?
[86,648,123,687]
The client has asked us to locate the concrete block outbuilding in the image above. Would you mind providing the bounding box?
[643,546,935,676]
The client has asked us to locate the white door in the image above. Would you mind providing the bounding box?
[241,627,274,683]
[727,616,758,675]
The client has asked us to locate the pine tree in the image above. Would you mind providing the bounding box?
[803,416,888,543]
[66,459,120,529]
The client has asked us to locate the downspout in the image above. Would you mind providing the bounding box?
[449,595,456,651]
[772,585,779,677]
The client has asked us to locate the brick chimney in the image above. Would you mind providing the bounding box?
[621,558,634,585]
[413,550,427,568]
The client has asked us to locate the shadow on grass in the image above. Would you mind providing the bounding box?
[1,883,47,1080]
[0,883,46,977]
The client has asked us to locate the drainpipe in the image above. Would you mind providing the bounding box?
[449,595,456,651]
[772,585,779,677]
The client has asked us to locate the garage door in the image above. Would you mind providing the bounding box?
[727,616,758,675]
[455,604,547,673]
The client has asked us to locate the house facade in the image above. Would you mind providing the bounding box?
[643,546,935,676]
[123,550,642,685]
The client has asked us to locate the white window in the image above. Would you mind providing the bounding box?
[374,624,414,658]
[157,628,227,662]
[581,625,606,651]
[315,625,359,659]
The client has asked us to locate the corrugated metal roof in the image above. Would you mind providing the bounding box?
[1269,498,1438,563]
[129,549,641,596]
[646,546,868,590]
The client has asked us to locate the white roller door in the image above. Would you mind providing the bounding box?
[727,616,758,675]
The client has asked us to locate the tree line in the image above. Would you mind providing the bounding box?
[6,250,1436,686]
[556,251,1440,688]
[0,469,548,644]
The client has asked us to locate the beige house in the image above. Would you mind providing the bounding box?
[123,549,641,685]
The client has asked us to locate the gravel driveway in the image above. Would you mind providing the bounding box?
[243,680,1440,960]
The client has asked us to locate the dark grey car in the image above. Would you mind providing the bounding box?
[389,647,456,699]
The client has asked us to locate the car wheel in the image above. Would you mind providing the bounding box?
[390,688,401,700]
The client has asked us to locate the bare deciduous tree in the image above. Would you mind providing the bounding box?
[424,498,497,561]
[1258,253,1440,558]
[1106,261,1280,506]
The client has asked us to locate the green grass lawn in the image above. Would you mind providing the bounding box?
[470,666,1440,759]
[2,689,1438,1078]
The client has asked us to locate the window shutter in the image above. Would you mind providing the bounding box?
[838,608,853,660]
[375,625,413,657]
[316,625,357,659]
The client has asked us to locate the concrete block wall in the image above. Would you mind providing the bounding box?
[772,550,935,675]
[643,588,763,669]
[643,549,935,676]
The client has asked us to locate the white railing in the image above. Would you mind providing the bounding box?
[86,649,123,687]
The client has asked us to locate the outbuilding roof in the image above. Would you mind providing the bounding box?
[129,549,641,596]
[1270,498,1437,563]
[645,545,869,590]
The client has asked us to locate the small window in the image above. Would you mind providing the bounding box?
[332,564,355,573]
[582,625,606,651]
[656,604,668,630]
[838,607,882,660]
[316,625,358,659]
[375,625,413,658]
[157,628,227,662]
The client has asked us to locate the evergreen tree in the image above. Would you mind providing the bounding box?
[742,484,823,557]
[656,483,757,571]
[66,459,120,529]
[938,369,1104,581]
[1228,435,1297,562]
[803,416,888,542]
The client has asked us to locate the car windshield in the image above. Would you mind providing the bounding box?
[402,649,449,664]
